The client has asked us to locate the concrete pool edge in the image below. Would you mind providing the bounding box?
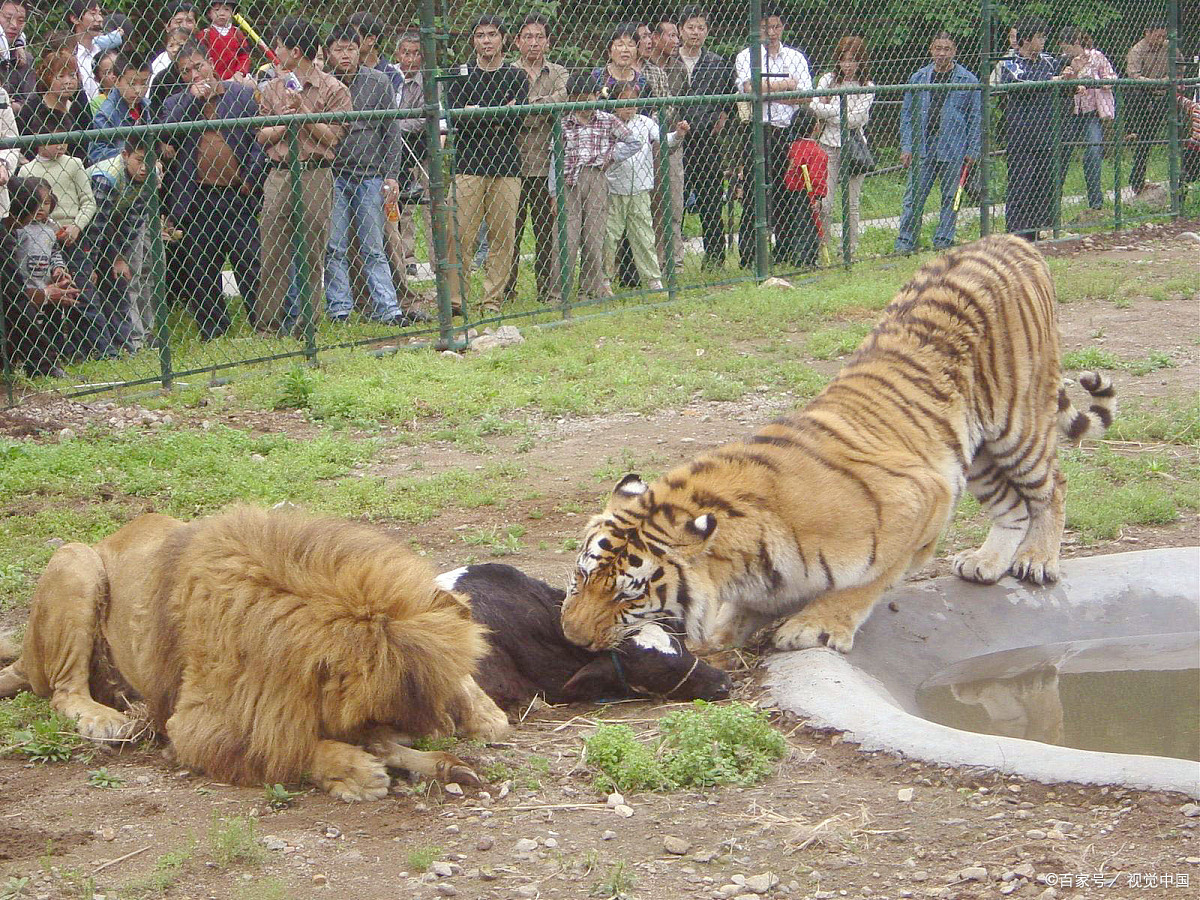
[764,548,1200,798]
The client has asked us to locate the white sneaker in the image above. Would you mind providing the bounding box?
[648,279,663,291]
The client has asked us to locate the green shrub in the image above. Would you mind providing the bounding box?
[584,701,786,793]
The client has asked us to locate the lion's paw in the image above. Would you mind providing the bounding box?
[317,746,391,802]
[464,702,510,743]
[430,751,483,788]
[72,703,133,742]
[952,548,1008,585]
[773,614,857,654]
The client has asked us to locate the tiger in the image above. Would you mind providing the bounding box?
[560,235,1116,656]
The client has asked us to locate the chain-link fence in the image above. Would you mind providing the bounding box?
[1,1,1195,405]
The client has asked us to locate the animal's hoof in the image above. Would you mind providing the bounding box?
[449,764,482,787]
[773,617,856,654]
[952,549,1006,584]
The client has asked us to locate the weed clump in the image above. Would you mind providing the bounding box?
[0,692,88,763]
[585,701,787,793]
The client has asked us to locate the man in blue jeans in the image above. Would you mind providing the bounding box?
[323,25,413,325]
[894,33,980,253]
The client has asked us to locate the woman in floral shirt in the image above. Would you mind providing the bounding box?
[1056,27,1117,211]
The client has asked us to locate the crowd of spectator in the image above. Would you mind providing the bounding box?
[0,1,1193,380]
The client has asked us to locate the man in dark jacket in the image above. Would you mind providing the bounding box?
[324,24,416,325]
[674,7,732,269]
[159,39,264,337]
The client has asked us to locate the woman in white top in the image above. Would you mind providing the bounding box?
[811,36,874,255]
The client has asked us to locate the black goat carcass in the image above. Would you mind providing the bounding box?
[436,563,731,713]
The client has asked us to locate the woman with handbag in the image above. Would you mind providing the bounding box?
[811,36,874,257]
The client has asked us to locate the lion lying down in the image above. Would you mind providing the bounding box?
[0,506,510,801]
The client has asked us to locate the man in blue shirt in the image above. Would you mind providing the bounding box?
[894,33,981,253]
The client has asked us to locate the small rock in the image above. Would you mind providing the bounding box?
[614,804,634,818]
[955,866,987,883]
[743,872,779,894]
[910,871,929,882]
[897,788,914,802]
[446,824,460,834]
[312,874,327,886]
[544,838,558,849]
[1037,889,1058,900]
[250,453,267,462]
[606,792,625,808]
[1025,829,1047,840]
[444,783,464,797]
[731,875,746,886]
[601,830,617,841]
[1014,863,1035,879]
[58,427,76,441]
[429,862,454,878]
[761,277,793,289]
[1181,803,1200,817]
[1000,883,1021,896]
[514,838,538,853]
[664,836,692,855]
[45,537,65,548]
[476,836,494,852]
[434,885,459,897]
[467,325,525,353]
[693,850,719,863]
[99,827,115,841]
[515,886,539,898]
[497,781,510,800]
[135,775,151,785]
[262,836,287,851]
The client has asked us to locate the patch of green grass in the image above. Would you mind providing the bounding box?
[0,876,30,900]
[120,842,195,898]
[263,783,303,810]
[1062,347,1123,371]
[0,692,88,764]
[460,523,526,556]
[207,816,266,868]
[804,323,873,360]
[1062,445,1199,542]
[1125,350,1176,376]
[405,846,442,873]
[592,860,636,899]
[585,701,787,794]
[87,767,124,789]
[1107,398,1200,444]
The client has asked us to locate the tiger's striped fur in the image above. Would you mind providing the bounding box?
[560,236,1116,655]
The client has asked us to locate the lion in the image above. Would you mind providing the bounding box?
[0,506,510,801]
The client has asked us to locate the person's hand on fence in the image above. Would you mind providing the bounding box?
[675,119,691,137]
[58,224,82,247]
[43,278,81,307]
[113,258,132,281]
[382,178,400,203]
[900,152,912,167]
[0,161,9,187]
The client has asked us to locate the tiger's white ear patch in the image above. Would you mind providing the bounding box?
[687,513,717,539]
[615,473,648,497]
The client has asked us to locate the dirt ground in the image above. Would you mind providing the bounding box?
[1,227,1198,900]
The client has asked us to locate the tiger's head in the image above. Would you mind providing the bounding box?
[560,473,718,652]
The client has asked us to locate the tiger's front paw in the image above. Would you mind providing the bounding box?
[1009,552,1060,585]
[772,613,857,654]
[952,548,1008,584]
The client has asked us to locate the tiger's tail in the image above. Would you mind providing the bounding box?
[1058,371,1117,443]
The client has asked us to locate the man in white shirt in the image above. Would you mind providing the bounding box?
[733,6,811,268]
[68,0,125,103]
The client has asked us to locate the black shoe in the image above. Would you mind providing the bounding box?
[406,263,419,277]
[399,307,433,325]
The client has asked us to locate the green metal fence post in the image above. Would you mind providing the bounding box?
[749,0,769,280]
[286,122,317,363]
[1114,87,1124,231]
[839,90,851,267]
[1051,89,1062,238]
[0,283,12,406]
[909,89,921,245]
[420,0,457,345]
[1167,0,1181,218]
[657,105,679,298]
[552,111,571,315]
[979,0,992,236]
[143,142,173,391]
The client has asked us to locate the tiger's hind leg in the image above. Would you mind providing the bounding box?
[1009,464,1066,584]
[953,449,1033,584]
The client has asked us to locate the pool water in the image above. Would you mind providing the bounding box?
[915,634,1200,762]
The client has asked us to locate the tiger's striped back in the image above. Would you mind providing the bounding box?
[561,236,1116,656]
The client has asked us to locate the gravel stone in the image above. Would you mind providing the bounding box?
[514,838,538,853]
[664,836,692,855]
